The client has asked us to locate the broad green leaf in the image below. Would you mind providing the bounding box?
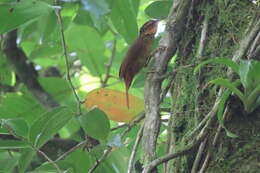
[66,24,105,76]
[110,0,138,44]
[239,60,260,93]
[0,92,45,125]
[106,147,130,173]
[0,151,20,173]
[81,0,110,31]
[39,77,75,109]
[59,118,81,138]
[131,0,141,17]
[0,53,15,86]
[29,43,62,61]
[0,140,30,149]
[29,106,73,147]
[2,118,29,138]
[74,8,94,27]
[0,0,53,34]
[132,72,145,88]
[79,108,110,140]
[194,58,239,74]
[36,11,58,43]
[145,0,172,19]
[0,64,15,86]
[60,149,92,173]
[209,78,244,101]
[18,148,35,173]
[84,88,144,122]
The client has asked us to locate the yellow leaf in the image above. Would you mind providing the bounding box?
[84,89,144,122]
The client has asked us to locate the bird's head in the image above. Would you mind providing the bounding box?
[139,19,160,38]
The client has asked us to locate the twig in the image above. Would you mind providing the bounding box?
[55,2,82,114]
[102,39,117,88]
[111,123,128,131]
[88,147,113,173]
[36,148,62,173]
[127,126,144,173]
[55,141,86,161]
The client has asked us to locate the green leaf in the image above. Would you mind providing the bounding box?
[145,0,172,19]
[0,140,30,149]
[132,72,145,88]
[29,106,73,148]
[66,24,105,76]
[60,149,93,173]
[110,0,138,44]
[194,58,239,74]
[0,53,15,86]
[131,0,140,17]
[209,78,244,101]
[39,77,76,110]
[2,118,29,138]
[0,92,45,125]
[106,147,130,173]
[81,0,110,31]
[0,0,53,34]
[18,148,35,173]
[74,8,94,27]
[239,60,260,93]
[217,80,241,138]
[78,108,110,140]
[245,84,260,112]
[0,151,20,173]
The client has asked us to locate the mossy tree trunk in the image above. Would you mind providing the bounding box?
[143,0,259,172]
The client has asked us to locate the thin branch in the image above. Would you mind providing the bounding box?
[248,31,260,60]
[102,39,117,88]
[55,141,86,161]
[127,126,144,173]
[142,130,206,173]
[196,16,209,58]
[111,123,128,131]
[55,2,83,114]
[191,137,207,173]
[232,16,260,62]
[199,106,229,173]
[36,148,62,173]
[88,147,113,173]
[184,95,221,143]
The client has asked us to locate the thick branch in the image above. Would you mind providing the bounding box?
[143,0,191,164]
[2,30,59,109]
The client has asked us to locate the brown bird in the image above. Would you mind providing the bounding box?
[119,19,160,108]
